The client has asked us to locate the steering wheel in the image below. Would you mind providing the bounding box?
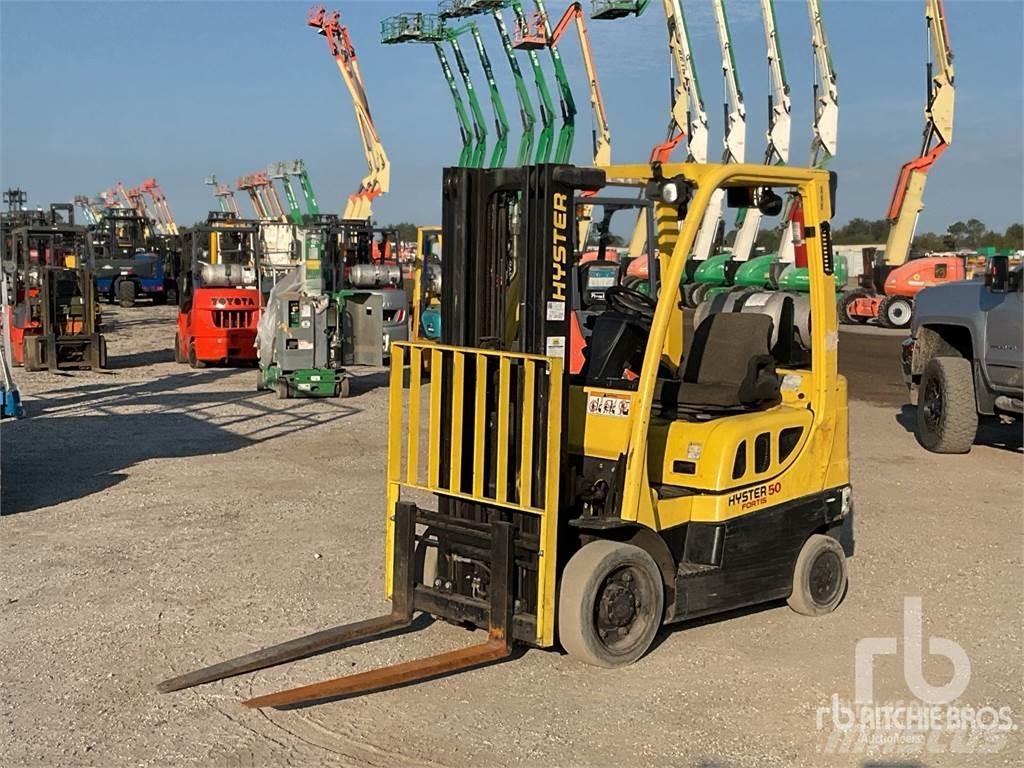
[605,284,657,321]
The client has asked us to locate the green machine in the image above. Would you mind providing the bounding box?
[256,217,385,399]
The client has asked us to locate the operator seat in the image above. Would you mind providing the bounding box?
[672,313,781,409]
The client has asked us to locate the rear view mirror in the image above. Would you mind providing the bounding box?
[985,255,1009,292]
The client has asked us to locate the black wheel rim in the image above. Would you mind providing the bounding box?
[593,565,656,655]
[922,375,943,430]
[808,550,843,606]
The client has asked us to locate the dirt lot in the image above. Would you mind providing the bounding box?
[2,306,1021,768]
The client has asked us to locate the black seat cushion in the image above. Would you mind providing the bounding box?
[677,313,781,408]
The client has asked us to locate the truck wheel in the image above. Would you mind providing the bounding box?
[187,342,206,370]
[558,540,664,669]
[788,534,848,617]
[117,280,137,308]
[916,356,978,453]
[878,296,913,329]
[838,289,870,325]
[174,334,187,364]
[22,338,42,372]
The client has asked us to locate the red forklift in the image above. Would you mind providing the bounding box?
[174,212,261,368]
[2,203,106,371]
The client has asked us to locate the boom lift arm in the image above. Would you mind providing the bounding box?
[310,6,390,220]
[507,1,557,162]
[73,196,102,226]
[447,23,495,168]
[470,24,511,167]
[808,0,838,168]
[381,13,481,167]
[882,0,954,266]
[511,1,577,163]
[205,175,241,216]
[269,162,304,225]
[141,178,179,236]
[439,2,541,166]
[731,0,791,262]
[681,0,745,266]
[237,175,269,220]
[289,160,320,217]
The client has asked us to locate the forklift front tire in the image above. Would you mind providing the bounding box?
[187,343,205,370]
[558,540,664,669]
[787,534,848,617]
[276,380,291,400]
[96,336,108,370]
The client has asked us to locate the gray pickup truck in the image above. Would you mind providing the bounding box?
[901,256,1023,453]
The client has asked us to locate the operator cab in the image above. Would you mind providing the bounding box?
[578,179,811,416]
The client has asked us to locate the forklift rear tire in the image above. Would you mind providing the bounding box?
[276,380,291,399]
[23,338,42,372]
[174,334,187,364]
[558,540,664,669]
[335,377,351,398]
[118,280,137,308]
[787,534,848,617]
[96,336,108,370]
[187,343,205,369]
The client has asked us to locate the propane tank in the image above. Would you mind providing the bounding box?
[349,263,402,289]
[199,262,256,288]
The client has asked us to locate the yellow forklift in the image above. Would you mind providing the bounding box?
[160,161,852,707]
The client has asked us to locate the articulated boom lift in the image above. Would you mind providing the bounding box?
[310,6,390,220]
[883,0,954,266]
[841,0,956,329]
[288,160,320,217]
[73,196,104,226]
[268,162,304,226]
[731,0,791,263]
[808,0,838,168]
[381,13,481,167]
[440,1,546,166]
[141,178,179,236]
[511,1,577,164]
[205,175,241,216]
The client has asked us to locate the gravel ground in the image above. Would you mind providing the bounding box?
[1,305,1021,767]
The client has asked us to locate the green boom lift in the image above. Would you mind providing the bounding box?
[440,0,542,166]
[268,162,304,226]
[382,13,491,168]
[382,14,474,166]
[506,1,575,163]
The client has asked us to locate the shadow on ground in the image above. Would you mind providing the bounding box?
[896,404,1023,453]
[1,369,367,515]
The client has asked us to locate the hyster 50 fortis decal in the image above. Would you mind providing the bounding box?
[728,482,783,510]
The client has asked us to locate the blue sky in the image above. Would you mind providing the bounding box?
[2,0,1021,234]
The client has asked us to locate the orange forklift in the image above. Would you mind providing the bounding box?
[2,203,106,371]
[174,212,261,368]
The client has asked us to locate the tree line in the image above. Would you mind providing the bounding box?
[831,217,1023,252]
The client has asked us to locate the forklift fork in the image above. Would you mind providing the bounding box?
[157,504,515,708]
